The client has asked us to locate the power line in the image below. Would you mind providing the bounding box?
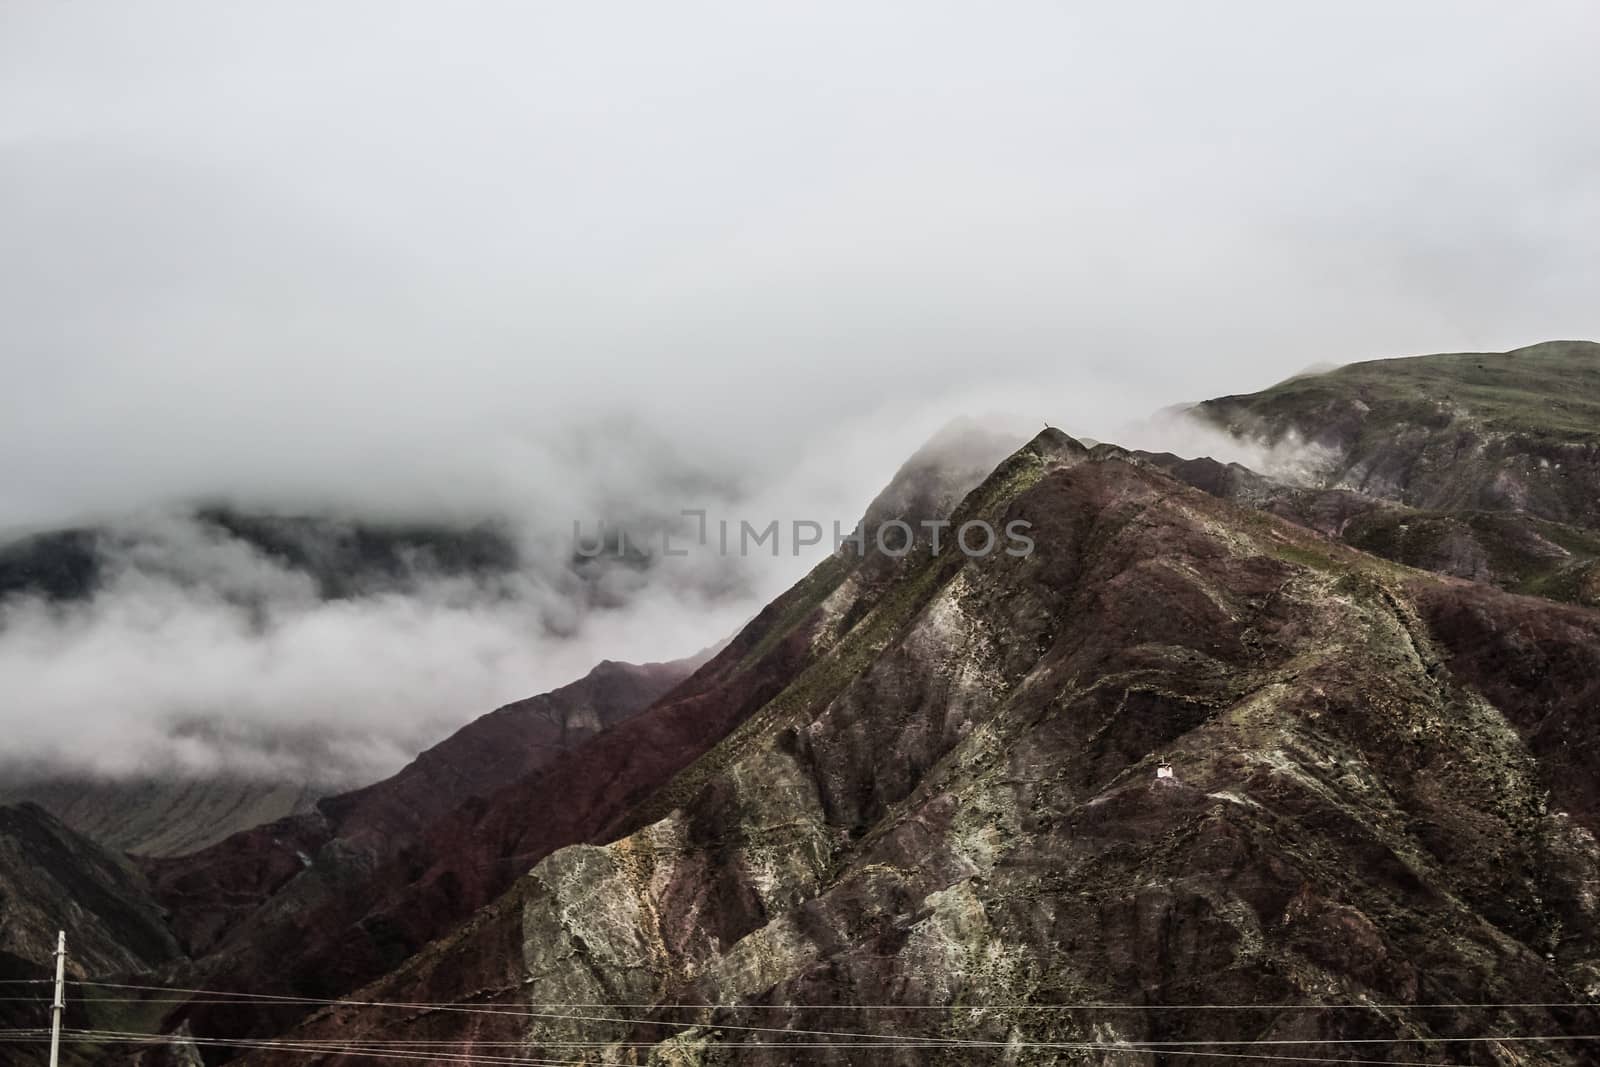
[39,1029,1487,1067]
[33,977,1596,1066]
[27,994,1492,1052]
[66,980,1600,1013]
[13,1023,1596,1066]
[56,1028,1600,1048]
[34,1030,1600,1049]
[55,980,1600,1052]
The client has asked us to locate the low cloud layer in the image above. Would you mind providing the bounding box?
[0,552,750,784]
[1114,409,1342,488]
[0,409,1036,785]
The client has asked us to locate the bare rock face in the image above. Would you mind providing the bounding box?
[245,430,1600,1065]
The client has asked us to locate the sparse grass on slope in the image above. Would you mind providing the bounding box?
[1196,340,1600,534]
[1206,339,1600,443]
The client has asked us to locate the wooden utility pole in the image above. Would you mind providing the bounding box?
[48,930,65,1067]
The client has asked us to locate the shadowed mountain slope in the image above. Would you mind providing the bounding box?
[0,779,323,858]
[0,803,180,979]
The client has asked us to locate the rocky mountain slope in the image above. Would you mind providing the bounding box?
[0,806,189,1067]
[233,428,1600,1065]
[1124,448,1600,608]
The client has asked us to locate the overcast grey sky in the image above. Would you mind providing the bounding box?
[2,3,1599,780]
[3,0,1597,529]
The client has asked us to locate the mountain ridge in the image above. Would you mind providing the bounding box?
[237,425,1600,1064]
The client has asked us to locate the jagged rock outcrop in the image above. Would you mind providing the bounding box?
[247,430,1600,1065]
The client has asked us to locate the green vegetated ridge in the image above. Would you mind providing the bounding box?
[1204,339,1600,445]
[1189,340,1600,606]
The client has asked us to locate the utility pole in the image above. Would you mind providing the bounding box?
[48,930,65,1067]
